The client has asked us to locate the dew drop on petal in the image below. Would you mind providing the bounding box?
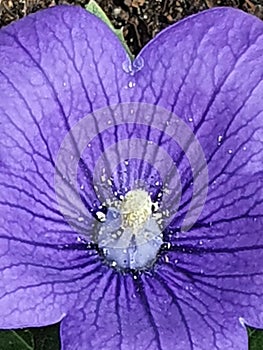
[122,56,144,75]
[217,135,223,145]
[132,56,144,72]
[239,317,247,328]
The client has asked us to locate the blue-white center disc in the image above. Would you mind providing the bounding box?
[97,189,163,270]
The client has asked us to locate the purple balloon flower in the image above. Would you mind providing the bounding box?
[0,5,262,350]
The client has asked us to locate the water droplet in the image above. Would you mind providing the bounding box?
[133,56,144,72]
[217,135,223,145]
[228,149,233,154]
[211,180,217,189]
[127,81,136,88]
[122,60,132,74]
[122,56,144,75]
[239,317,247,328]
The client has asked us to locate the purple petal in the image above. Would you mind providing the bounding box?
[59,7,263,350]
[0,238,102,328]
[0,5,129,328]
[129,6,263,348]
[60,272,196,350]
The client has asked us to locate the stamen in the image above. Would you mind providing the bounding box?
[121,189,152,230]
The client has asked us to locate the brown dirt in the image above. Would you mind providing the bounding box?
[0,0,263,54]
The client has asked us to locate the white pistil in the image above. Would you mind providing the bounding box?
[97,189,165,270]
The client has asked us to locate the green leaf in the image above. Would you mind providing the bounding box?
[0,324,263,349]
[0,323,60,350]
[248,327,263,350]
[0,329,33,350]
[85,0,134,59]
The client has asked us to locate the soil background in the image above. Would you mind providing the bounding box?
[0,0,262,55]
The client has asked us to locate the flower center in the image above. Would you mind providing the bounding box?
[120,189,152,230]
[97,189,163,270]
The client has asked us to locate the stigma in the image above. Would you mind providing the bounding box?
[121,189,152,230]
[96,189,163,270]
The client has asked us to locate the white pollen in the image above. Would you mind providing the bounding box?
[96,211,106,222]
[100,174,106,183]
[152,202,158,213]
[164,255,169,263]
[121,190,152,230]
